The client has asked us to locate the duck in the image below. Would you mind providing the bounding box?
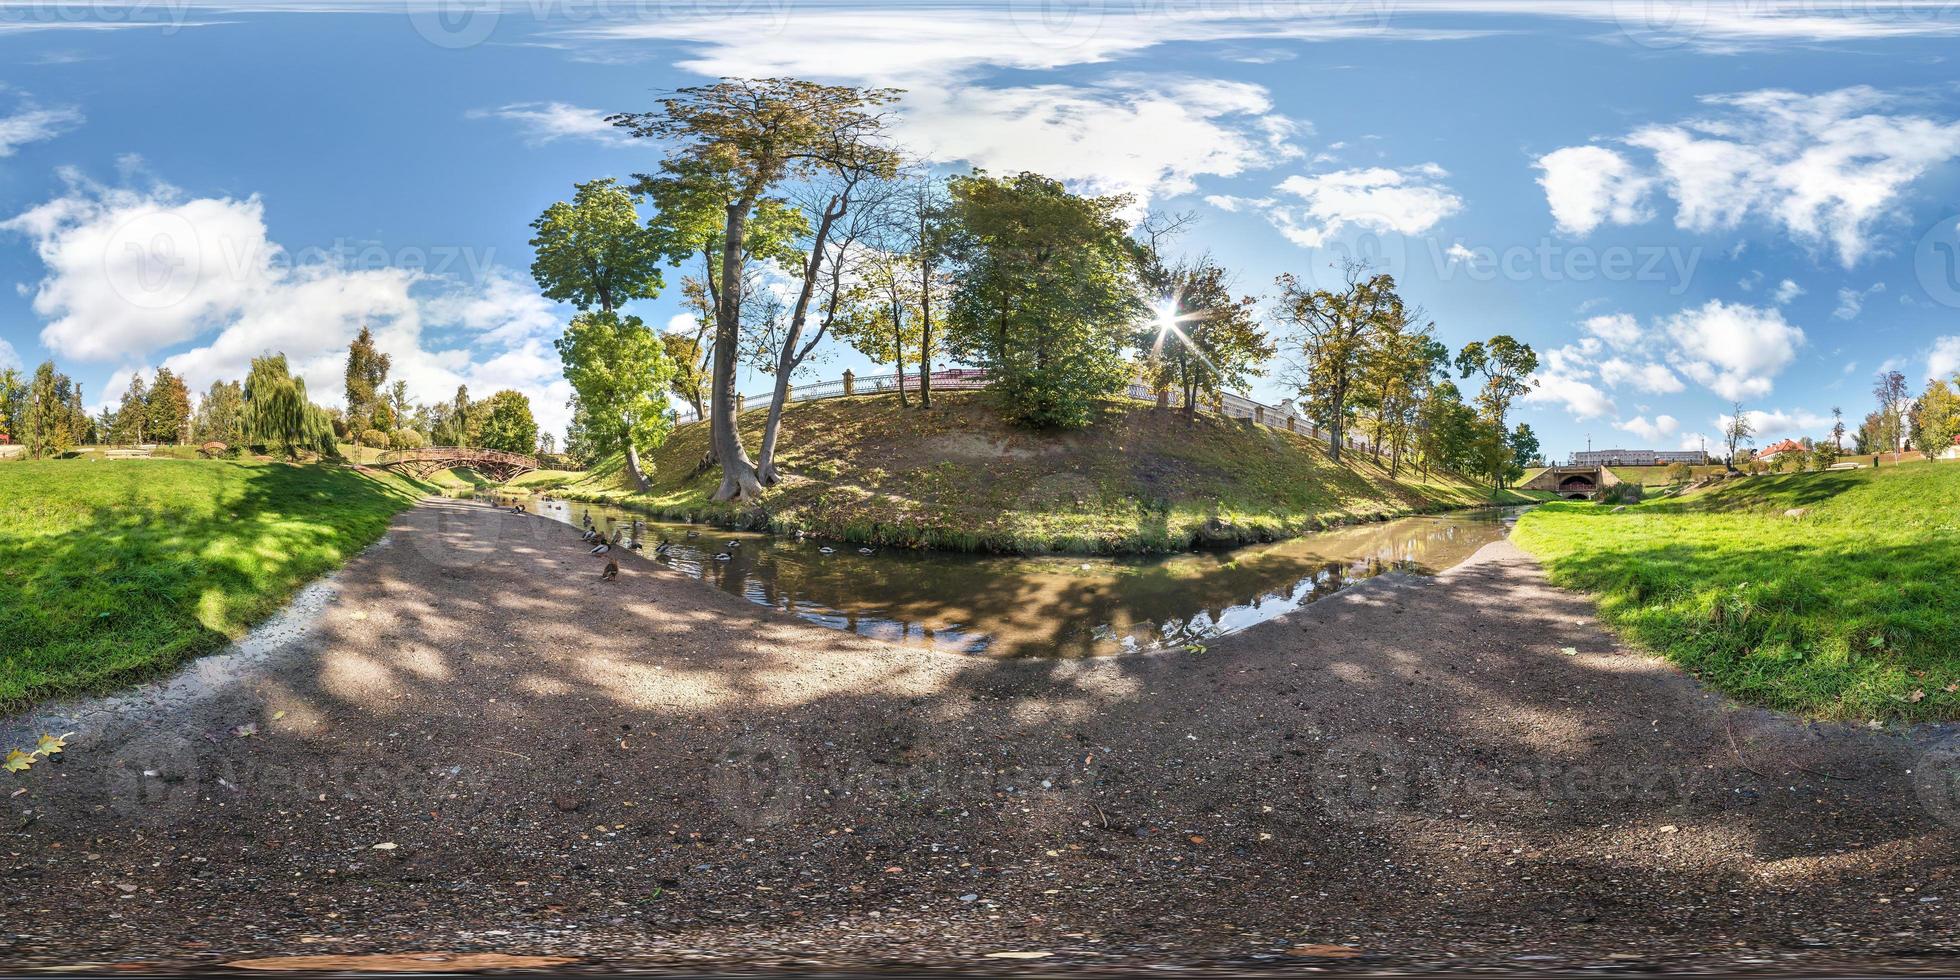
[591,531,619,556]
[600,557,619,581]
[581,527,600,543]
[684,529,699,539]
[712,552,733,562]
[792,529,806,541]
[724,540,740,549]
[818,546,837,555]
[857,546,878,556]
[653,539,675,557]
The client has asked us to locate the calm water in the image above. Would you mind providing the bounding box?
[494,494,1527,658]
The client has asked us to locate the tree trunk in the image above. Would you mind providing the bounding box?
[756,197,845,487]
[712,197,763,503]
[621,428,650,492]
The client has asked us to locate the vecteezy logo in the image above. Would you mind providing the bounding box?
[409,0,500,49]
[1916,736,1960,830]
[1914,214,1960,309]
[1005,0,1106,50]
[1609,0,1711,49]
[105,210,201,311]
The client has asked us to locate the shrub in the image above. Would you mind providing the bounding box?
[389,428,426,450]
[359,428,390,449]
[1809,444,1839,471]
[1664,462,1693,484]
[1600,482,1645,506]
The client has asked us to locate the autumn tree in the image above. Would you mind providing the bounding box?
[1872,369,1911,454]
[943,171,1143,429]
[146,367,191,444]
[0,368,23,444]
[22,361,82,459]
[661,331,708,418]
[193,380,244,445]
[1275,262,1403,463]
[555,311,675,491]
[611,77,901,501]
[1135,254,1272,423]
[478,389,540,455]
[1913,377,1959,461]
[113,372,150,445]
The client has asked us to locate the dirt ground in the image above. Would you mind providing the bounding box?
[4,497,1959,974]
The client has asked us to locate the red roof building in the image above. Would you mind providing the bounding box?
[1755,438,1805,461]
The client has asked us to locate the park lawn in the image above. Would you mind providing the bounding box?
[0,458,432,708]
[1514,462,1960,720]
[554,390,1533,554]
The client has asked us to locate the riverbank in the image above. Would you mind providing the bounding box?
[0,459,432,708]
[4,497,1950,973]
[541,390,1538,554]
[1514,462,1960,720]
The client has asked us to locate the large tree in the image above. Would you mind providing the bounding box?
[22,362,81,459]
[1913,377,1959,460]
[555,311,676,491]
[1723,401,1756,468]
[1136,254,1273,423]
[943,170,1143,429]
[243,354,334,458]
[113,372,150,445]
[0,368,24,445]
[1275,262,1403,463]
[1873,369,1911,454]
[610,77,902,502]
[343,325,391,446]
[478,389,540,455]
[146,367,192,444]
[193,379,245,445]
[529,178,665,314]
[1454,335,1539,436]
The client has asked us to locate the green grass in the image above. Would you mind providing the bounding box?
[1514,462,1960,720]
[551,390,1532,554]
[0,459,432,708]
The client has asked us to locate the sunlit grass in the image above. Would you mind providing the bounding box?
[1514,463,1960,720]
[0,459,430,707]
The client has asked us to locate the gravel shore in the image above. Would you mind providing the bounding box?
[4,496,1957,974]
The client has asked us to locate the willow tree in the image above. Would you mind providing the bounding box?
[243,354,333,458]
[610,78,901,502]
[555,311,674,491]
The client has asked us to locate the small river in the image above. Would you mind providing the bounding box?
[491,494,1527,658]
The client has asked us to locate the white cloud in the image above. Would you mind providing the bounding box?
[0,337,19,371]
[1540,87,1960,266]
[1832,281,1885,320]
[1525,336,1618,420]
[1581,312,1643,349]
[1772,278,1803,304]
[1535,145,1653,236]
[1721,407,1834,443]
[1445,242,1476,263]
[5,173,579,439]
[898,76,1301,206]
[467,102,625,147]
[1598,357,1684,394]
[1664,299,1806,401]
[0,102,82,157]
[1930,336,1960,381]
[1618,414,1679,442]
[1246,164,1461,248]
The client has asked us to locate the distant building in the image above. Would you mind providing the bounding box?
[1567,448,1709,466]
[1754,439,1806,462]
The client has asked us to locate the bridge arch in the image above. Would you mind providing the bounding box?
[376,447,539,483]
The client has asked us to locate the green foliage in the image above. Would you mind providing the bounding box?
[343,325,391,444]
[660,331,707,416]
[389,427,426,450]
[242,354,334,458]
[1516,462,1960,719]
[555,311,676,464]
[192,379,244,445]
[1599,481,1643,505]
[113,371,150,444]
[1912,377,1958,459]
[0,367,24,444]
[1454,334,1539,431]
[0,459,428,706]
[146,367,192,444]
[1664,461,1695,484]
[1135,254,1274,421]
[1509,422,1540,473]
[943,171,1143,429]
[22,361,85,459]
[478,389,540,455]
[1274,264,1407,463]
[529,178,666,313]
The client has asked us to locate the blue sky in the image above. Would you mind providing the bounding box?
[4,1,1960,457]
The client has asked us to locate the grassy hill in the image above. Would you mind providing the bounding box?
[542,390,1530,554]
[0,459,432,707]
[1514,462,1960,720]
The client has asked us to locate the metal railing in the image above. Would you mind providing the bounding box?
[671,369,1375,453]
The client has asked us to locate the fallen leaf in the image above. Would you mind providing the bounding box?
[983,951,1052,960]
[1559,646,1579,657]
[371,842,398,851]
[1287,944,1362,959]
[3,749,33,773]
[1187,835,1207,845]
[34,733,69,757]
[271,710,287,721]
[1909,689,1927,703]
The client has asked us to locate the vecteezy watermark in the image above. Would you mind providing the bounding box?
[1431,239,1703,294]
[1610,0,1712,48]
[408,0,797,49]
[1914,213,1960,309]
[408,0,502,49]
[0,0,196,34]
[1915,735,1960,830]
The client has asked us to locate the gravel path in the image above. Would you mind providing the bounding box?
[4,497,1959,974]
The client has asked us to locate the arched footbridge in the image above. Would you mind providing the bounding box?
[377,448,539,482]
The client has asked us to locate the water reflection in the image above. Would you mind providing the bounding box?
[494,494,1527,658]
